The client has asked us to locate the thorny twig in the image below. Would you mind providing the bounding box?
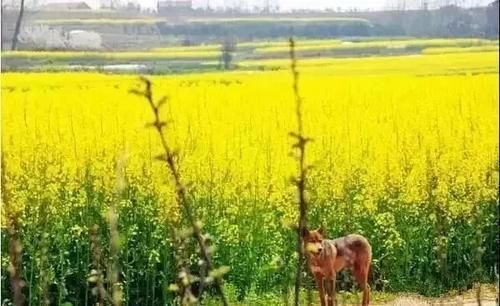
[289,37,313,306]
[131,77,229,306]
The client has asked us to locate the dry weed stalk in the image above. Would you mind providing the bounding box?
[108,207,123,306]
[6,221,26,306]
[131,77,229,306]
[108,154,127,306]
[289,37,313,306]
[87,156,125,306]
[2,156,26,306]
[89,224,108,306]
[104,155,127,306]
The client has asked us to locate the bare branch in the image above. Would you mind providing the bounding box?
[134,77,229,306]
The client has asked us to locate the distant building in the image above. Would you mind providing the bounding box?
[124,1,141,12]
[41,1,92,10]
[157,0,192,14]
[67,30,102,50]
[99,0,113,9]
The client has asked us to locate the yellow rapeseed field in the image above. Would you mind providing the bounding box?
[253,38,497,54]
[1,51,498,304]
[239,51,499,74]
[422,45,499,54]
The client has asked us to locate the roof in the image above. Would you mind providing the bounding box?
[158,0,192,8]
[41,2,92,10]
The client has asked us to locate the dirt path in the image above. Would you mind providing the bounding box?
[382,297,498,306]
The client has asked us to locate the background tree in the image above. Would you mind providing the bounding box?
[11,0,26,50]
[486,0,499,36]
[221,37,236,70]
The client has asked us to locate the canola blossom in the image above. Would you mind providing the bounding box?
[1,51,498,304]
[253,38,497,54]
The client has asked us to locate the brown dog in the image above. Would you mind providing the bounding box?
[302,228,372,306]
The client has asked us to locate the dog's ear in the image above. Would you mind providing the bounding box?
[292,225,309,237]
[317,225,325,236]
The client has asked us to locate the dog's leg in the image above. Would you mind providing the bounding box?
[324,279,332,306]
[331,274,337,306]
[325,275,336,306]
[363,283,370,306]
[359,281,370,306]
[315,275,326,306]
[354,267,370,306]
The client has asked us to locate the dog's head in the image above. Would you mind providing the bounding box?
[301,227,325,255]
